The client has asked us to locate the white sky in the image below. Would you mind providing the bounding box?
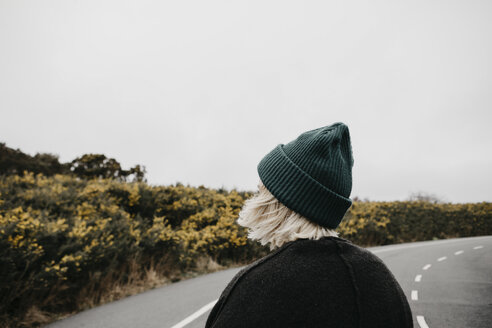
[1,0,491,203]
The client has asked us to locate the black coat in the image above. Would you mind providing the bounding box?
[205,236,413,328]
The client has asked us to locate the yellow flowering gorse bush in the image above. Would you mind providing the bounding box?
[0,171,490,325]
[0,172,255,323]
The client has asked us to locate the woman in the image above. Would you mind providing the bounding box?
[205,122,413,328]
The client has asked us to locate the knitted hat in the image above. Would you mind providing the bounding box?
[257,122,354,229]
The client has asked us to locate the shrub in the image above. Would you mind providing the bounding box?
[0,171,490,326]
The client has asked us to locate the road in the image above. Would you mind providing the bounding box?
[46,235,492,328]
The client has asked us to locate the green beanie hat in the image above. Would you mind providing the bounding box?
[257,122,354,229]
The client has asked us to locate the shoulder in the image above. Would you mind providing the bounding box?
[330,237,388,266]
[213,236,391,298]
[232,237,355,283]
[270,236,385,270]
[218,236,357,290]
[331,237,398,278]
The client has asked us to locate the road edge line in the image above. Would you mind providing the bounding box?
[416,315,430,328]
[169,299,218,328]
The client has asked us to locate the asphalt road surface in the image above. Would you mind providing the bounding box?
[47,235,492,328]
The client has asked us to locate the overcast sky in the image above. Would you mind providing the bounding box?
[1,0,491,203]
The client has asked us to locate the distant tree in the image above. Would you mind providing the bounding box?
[352,196,371,202]
[0,142,146,182]
[0,142,31,175]
[33,153,69,175]
[119,164,147,182]
[70,154,122,180]
[70,154,146,182]
[0,142,68,176]
[407,191,443,204]
[127,164,146,182]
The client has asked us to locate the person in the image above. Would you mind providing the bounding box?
[205,122,413,328]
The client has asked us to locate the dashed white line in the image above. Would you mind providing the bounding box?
[417,315,430,328]
[169,299,218,328]
[414,245,486,328]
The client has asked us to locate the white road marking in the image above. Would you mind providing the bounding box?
[454,250,464,255]
[417,315,430,328]
[473,245,483,249]
[169,299,218,328]
[423,264,431,270]
[437,256,447,262]
[415,274,422,282]
[411,290,418,301]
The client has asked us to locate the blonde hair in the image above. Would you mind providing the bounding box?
[237,181,338,250]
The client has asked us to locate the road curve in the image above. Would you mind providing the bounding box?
[46,235,492,328]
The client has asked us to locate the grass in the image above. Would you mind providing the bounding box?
[6,254,231,328]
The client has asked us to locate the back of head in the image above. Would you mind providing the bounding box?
[239,122,354,249]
